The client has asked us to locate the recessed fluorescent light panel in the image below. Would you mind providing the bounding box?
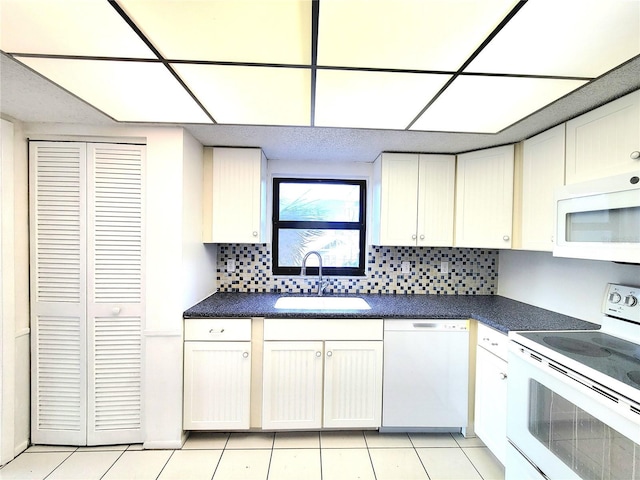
[467,0,640,77]
[16,57,212,123]
[174,64,310,126]
[315,70,451,129]
[411,75,589,133]
[119,0,312,64]
[1,0,638,131]
[0,0,155,58]
[317,0,520,70]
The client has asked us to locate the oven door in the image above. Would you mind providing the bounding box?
[507,344,640,480]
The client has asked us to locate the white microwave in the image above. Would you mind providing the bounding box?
[554,171,640,264]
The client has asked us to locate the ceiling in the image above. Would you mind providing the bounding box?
[1,0,640,162]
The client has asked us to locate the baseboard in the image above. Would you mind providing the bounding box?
[142,439,184,450]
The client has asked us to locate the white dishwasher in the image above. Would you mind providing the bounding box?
[382,319,469,431]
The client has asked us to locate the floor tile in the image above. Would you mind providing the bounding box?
[321,449,376,480]
[102,450,172,480]
[416,447,482,480]
[463,447,505,480]
[0,452,71,480]
[364,431,412,448]
[226,432,274,449]
[183,432,229,450]
[452,432,486,447]
[77,444,128,452]
[25,445,77,453]
[213,449,271,480]
[273,431,320,449]
[369,448,430,480]
[320,431,366,448]
[47,451,123,480]
[158,450,222,480]
[409,432,458,447]
[268,449,321,480]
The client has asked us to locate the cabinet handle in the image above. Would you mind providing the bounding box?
[411,234,417,240]
[482,337,490,342]
[326,351,333,357]
[419,234,425,240]
[316,351,322,357]
[491,342,499,347]
[503,235,510,241]
[209,328,225,334]
[112,307,121,315]
[242,352,249,358]
[631,151,640,160]
[499,372,507,380]
[252,231,258,237]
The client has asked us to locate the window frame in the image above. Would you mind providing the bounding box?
[272,177,367,277]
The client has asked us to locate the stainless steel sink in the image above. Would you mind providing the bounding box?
[274,296,371,310]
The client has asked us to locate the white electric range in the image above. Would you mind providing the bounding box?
[507,283,640,480]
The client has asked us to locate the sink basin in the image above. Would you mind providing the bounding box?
[274,296,371,310]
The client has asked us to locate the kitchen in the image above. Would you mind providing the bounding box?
[1,1,640,479]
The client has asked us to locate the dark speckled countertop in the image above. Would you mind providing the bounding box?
[183,292,599,333]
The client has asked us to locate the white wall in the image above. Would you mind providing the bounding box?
[498,249,640,323]
[19,123,216,448]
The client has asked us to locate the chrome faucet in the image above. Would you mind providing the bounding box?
[301,251,329,296]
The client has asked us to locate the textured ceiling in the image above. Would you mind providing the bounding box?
[1,0,640,162]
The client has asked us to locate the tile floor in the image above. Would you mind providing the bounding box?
[0,431,504,480]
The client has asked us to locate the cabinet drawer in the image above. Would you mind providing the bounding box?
[184,318,251,341]
[477,323,508,361]
[264,318,383,341]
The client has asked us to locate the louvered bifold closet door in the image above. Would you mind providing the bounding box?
[86,143,145,445]
[30,142,88,445]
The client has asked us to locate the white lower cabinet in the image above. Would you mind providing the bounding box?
[262,319,383,430]
[474,324,508,465]
[183,319,252,430]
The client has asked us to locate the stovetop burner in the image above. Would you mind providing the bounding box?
[543,336,611,357]
[628,371,640,388]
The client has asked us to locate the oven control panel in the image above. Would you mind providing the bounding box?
[603,283,640,322]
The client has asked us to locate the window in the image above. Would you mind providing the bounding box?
[272,178,366,276]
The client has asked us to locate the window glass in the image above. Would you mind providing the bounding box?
[272,178,366,276]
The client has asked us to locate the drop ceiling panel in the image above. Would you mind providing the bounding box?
[467,0,640,77]
[317,0,519,70]
[174,64,310,125]
[15,57,211,123]
[411,75,588,133]
[315,69,451,129]
[0,0,155,58]
[120,0,312,64]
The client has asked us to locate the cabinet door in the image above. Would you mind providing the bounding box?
[262,341,323,430]
[417,155,455,246]
[475,346,508,465]
[183,341,251,430]
[565,90,640,184]
[520,125,565,251]
[376,153,419,246]
[204,147,266,243]
[455,145,514,248]
[323,341,383,429]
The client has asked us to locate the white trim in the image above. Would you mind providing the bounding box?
[14,328,30,338]
[142,440,184,450]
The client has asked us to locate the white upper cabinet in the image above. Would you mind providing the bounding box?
[455,145,514,248]
[372,152,455,246]
[565,90,640,184]
[203,147,267,243]
[518,124,566,252]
